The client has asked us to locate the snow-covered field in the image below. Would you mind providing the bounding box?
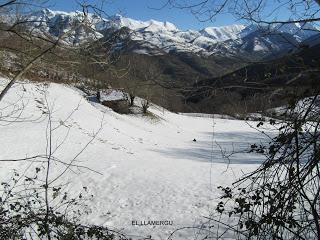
[0,78,268,239]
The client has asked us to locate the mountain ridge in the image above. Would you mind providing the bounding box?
[9,8,318,57]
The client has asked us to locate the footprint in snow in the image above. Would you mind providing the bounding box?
[98,138,108,143]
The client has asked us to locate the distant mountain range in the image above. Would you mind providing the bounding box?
[6,9,319,59]
[1,9,319,114]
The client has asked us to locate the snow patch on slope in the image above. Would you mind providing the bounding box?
[0,78,270,239]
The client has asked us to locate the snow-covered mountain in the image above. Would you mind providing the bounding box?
[8,9,320,57]
[275,22,318,42]
[200,25,246,41]
[208,27,301,59]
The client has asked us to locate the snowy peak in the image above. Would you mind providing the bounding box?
[110,15,178,32]
[143,19,178,32]
[19,9,252,54]
[239,22,318,42]
[201,24,246,41]
[275,22,319,41]
[7,9,320,56]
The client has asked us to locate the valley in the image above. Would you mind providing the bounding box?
[0,1,319,239]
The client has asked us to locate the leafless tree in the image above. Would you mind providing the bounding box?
[0,1,132,239]
[164,0,320,25]
[154,1,320,239]
[211,93,320,239]
[0,0,131,102]
[0,83,130,238]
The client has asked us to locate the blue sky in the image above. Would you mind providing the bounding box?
[46,0,241,30]
[45,0,312,30]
